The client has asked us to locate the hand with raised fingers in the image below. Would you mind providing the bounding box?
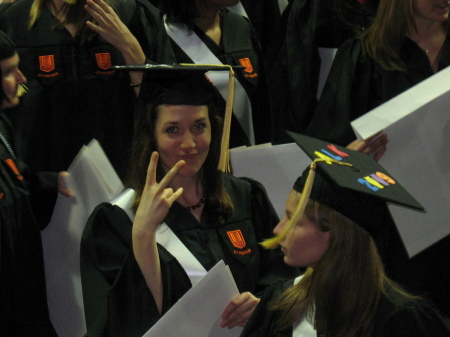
[133,152,185,233]
[347,131,388,161]
[220,292,260,329]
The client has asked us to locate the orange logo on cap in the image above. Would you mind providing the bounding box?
[6,159,23,180]
[39,55,55,73]
[238,58,254,73]
[95,53,112,70]
[0,192,4,199]
[227,230,246,249]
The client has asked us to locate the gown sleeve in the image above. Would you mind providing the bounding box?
[128,0,177,65]
[0,113,57,229]
[80,203,192,337]
[240,280,294,337]
[305,37,374,146]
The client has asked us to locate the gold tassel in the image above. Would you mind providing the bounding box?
[17,84,29,97]
[261,158,353,249]
[179,63,234,173]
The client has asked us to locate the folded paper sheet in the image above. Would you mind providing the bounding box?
[230,143,310,218]
[143,260,242,337]
[41,139,123,337]
[351,66,450,257]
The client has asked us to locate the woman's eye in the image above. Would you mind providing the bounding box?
[165,126,178,133]
[193,123,206,131]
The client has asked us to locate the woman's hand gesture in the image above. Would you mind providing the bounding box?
[134,152,185,233]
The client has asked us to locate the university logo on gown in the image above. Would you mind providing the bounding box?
[5,159,23,180]
[95,53,112,70]
[39,55,55,73]
[227,230,246,249]
[238,58,254,73]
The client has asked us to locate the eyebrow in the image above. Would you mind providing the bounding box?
[162,117,207,125]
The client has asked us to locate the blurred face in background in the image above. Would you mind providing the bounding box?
[412,0,450,24]
[1,53,26,109]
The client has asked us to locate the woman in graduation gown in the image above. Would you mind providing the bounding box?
[240,135,450,337]
[267,0,379,144]
[305,0,450,315]
[305,0,449,152]
[0,30,72,337]
[156,0,272,148]
[80,67,298,337]
[0,0,174,180]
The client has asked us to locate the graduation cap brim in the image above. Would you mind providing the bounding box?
[111,63,245,74]
[287,131,424,211]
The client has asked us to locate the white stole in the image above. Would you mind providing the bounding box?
[227,3,248,17]
[292,275,317,337]
[317,48,338,100]
[164,18,255,145]
[111,189,207,286]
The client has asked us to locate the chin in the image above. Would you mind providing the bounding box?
[179,166,201,177]
[2,98,19,109]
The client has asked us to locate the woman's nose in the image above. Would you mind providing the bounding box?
[180,132,195,150]
[17,70,27,84]
[273,217,286,235]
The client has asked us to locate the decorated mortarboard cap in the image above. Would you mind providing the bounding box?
[287,131,424,211]
[262,132,424,248]
[0,29,16,61]
[112,63,239,172]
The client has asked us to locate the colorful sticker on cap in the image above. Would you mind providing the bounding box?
[227,230,246,249]
[39,55,55,73]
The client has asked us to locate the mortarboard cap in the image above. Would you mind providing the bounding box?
[262,132,425,248]
[112,63,239,172]
[287,131,424,211]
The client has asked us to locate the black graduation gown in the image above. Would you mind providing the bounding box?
[305,35,450,146]
[239,0,283,55]
[241,279,450,337]
[81,174,299,337]
[265,0,378,144]
[168,8,272,147]
[0,113,58,337]
[0,0,175,180]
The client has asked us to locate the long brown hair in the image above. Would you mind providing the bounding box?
[270,197,415,337]
[361,0,450,71]
[126,102,233,223]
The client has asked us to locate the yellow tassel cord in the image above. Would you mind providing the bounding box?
[17,84,29,97]
[261,158,353,249]
[179,63,234,173]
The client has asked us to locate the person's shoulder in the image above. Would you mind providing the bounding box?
[0,0,33,19]
[223,173,265,192]
[377,290,450,336]
[222,7,252,25]
[84,201,133,238]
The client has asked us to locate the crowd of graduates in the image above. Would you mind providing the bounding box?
[0,0,449,336]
